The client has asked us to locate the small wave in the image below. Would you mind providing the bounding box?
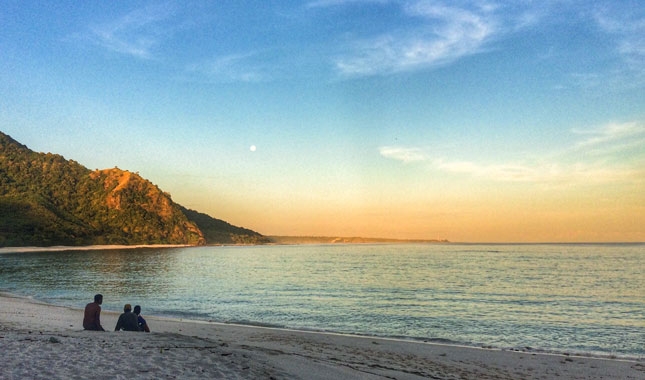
[224,319,287,329]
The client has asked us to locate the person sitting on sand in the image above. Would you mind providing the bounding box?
[83,294,105,331]
[133,305,150,332]
[115,304,140,331]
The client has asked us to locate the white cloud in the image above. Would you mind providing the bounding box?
[432,157,641,183]
[433,158,558,182]
[379,146,427,163]
[574,121,645,149]
[330,1,645,82]
[87,4,176,59]
[380,121,645,184]
[334,1,497,76]
[571,121,645,160]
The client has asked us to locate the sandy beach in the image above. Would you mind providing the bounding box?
[0,293,642,379]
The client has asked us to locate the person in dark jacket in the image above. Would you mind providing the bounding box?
[133,305,150,332]
[115,304,140,331]
[83,294,105,331]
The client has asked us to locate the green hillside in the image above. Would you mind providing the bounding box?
[180,207,270,245]
[0,131,267,247]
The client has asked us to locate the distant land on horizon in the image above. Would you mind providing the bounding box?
[267,236,449,245]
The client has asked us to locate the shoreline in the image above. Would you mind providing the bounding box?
[1,293,642,379]
[147,313,643,363]
[2,241,642,255]
[6,291,639,363]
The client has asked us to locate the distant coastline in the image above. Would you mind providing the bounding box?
[267,236,450,245]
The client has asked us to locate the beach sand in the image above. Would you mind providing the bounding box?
[0,293,643,379]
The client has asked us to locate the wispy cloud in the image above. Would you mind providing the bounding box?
[433,155,641,183]
[185,52,271,83]
[380,121,645,183]
[434,158,560,182]
[87,4,176,59]
[593,6,645,65]
[574,121,645,148]
[380,151,571,183]
[307,0,389,8]
[327,1,645,82]
[432,159,642,183]
[334,1,497,76]
[572,121,645,160]
[591,4,645,85]
[379,146,427,163]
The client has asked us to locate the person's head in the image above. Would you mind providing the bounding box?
[124,303,132,313]
[94,294,103,305]
[133,305,141,315]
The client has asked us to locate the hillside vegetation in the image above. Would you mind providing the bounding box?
[0,132,268,247]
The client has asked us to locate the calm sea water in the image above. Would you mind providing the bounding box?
[1,243,643,358]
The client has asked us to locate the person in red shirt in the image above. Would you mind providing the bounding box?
[83,294,105,331]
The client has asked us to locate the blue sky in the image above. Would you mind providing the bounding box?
[1,1,644,242]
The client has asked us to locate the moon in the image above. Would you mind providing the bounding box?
[250,145,257,152]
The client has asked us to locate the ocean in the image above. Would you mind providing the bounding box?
[1,243,643,359]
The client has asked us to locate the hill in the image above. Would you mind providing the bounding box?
[180,207,270,245]
[0,131,268,247]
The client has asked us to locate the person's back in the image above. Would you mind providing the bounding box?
[83,294,105,331]
[115,304,140,331]
[133,305,150,333]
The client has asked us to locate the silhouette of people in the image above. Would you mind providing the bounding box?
[83,294,105,331]
[115,303,140,331]
[133,305,150,332]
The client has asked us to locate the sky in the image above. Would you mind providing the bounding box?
[1,1,644,242]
